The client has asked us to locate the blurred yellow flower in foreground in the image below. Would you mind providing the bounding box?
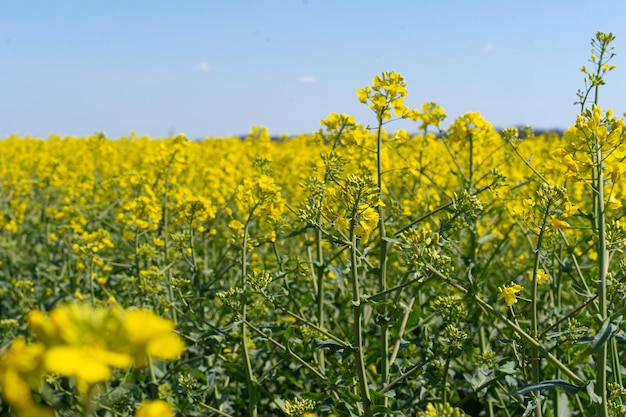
[135,399,175,417]
[0,302,184,415]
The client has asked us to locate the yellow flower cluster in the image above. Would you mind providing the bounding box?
[417,402,468,417]
[357,71,409,120]
[323,175,382,241]
[0,302,184,416]
[235,174,285,222]
[553,105,626,182]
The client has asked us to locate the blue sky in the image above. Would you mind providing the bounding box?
[1,1,625,139]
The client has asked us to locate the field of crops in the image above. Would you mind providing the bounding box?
[1,32,625,417]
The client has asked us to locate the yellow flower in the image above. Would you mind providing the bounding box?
[44,345,131,384]
[529,269,550,284]
[228,219,245,231]
[354,206,379,241]
[135,399,175,417]
[551,218,570,229]
[26,302,184,386]
[123,309,185,365]
[498,282,523,306]
[610,163,622,183]
[607,196,622,210]
[265,230,277,243]
[560,154,578,172]
[320,112,341,131]
[418,402,468,417]
[0,339,54,417]
[563,202,578,217]
[334,216,350,232]
[356,86,370,104]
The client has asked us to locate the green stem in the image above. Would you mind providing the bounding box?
[315,227,326,373]
[380,358,432,394]
[87,260,95,306]
[530,200,553,417]
[312,125,344,373]
[553,249,563,417]
[161,152,178,324]
[350,224,372,416]
[275,304,351,349]
[479,327,496,417]
[243,318,327,382]
[241,219,257,417]
[375,113,390,393]
[594,135,609,417]
[388,290,416,365]
[505,139,550,185]
[81,384,99,417]
[442,356,451,404]
[197,401,235,417]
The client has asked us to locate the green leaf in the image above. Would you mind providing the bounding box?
[283,325,294,344]
[327,264,346,294]
[370,405,394,415]
[312,338,345,353]
[589,318,615,352]
[381,236,405,245]
[521,396,543,417]
[468,367,492,390]
[301,391,330,402]
[498,361,516,375]
[615,333,626,345]
[586,381,602,404]
[477,233,499,245]
[570,282,594,297]
[577,319,615,353]
[514,380,581,396]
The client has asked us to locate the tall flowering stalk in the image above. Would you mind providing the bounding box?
[229,171,285,417]
[563,32,619,417]
[357,71,409,395]
[510,31,622,417]
[314,113,354,373]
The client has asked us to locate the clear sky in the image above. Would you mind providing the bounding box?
[1,1,625,139]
